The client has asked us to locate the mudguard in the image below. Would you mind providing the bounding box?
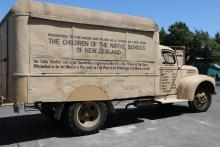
[177,75,215,101]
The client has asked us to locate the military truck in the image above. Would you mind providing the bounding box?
[0,0,216,134]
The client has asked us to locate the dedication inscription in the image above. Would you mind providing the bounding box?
[30,20,155,74]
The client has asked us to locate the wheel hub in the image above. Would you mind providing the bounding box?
[195,92,208,108]
[76,102,100,128]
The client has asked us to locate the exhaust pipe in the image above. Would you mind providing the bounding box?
[126,100,158,109]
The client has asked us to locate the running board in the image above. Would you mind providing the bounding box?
[156,98,188,104]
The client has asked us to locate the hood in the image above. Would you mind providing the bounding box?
[180,65,198,77]
[180,65,198,70]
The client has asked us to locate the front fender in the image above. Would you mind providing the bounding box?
[177,75,215,101]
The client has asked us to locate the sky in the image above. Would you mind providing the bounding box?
[0,0,219,37]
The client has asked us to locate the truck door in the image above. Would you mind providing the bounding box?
[160,50,178,95]
[0,22,8,98]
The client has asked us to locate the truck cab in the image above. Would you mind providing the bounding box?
[156,45,215,112]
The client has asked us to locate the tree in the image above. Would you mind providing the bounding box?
[215,32,220,44]
[189,30,213,64]
[159,27,167,45]
[211,32,220,61]
[159,21,193,64]
[166,22,193,47]
[159,21,220,65]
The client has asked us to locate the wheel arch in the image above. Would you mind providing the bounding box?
[196,81,215,93]
[53,85,112,120]
[177,75,216,101]
[68,85,109,101]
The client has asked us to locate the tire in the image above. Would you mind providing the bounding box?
[188,89,212,112]
[63,101,107,134]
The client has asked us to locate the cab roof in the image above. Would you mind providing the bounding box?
[159,45,174,52]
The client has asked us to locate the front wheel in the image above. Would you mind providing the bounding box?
[188,89,212,112]
[63,101,107,134]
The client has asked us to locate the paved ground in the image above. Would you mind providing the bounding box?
[0,87,220,147]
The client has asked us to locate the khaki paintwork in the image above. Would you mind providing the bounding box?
[0,0,216,105]
[177,75,215,101]
[11,0,158,32]
[68,85,108,101]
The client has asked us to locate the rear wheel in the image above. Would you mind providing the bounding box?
[63,101,107,134]
[188,89,212,112]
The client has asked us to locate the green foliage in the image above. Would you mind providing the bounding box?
[212,32,220,61]
[160,22,220,65]
[159,27,167,45]
[167,22,193,47]
[215,32,220,44]
[189,30,212,64]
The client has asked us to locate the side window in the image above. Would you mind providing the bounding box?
[162,51,176,64]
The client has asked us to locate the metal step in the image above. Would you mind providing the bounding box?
[156,98,188,104]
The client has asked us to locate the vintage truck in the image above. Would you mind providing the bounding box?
[0,0,216,134]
